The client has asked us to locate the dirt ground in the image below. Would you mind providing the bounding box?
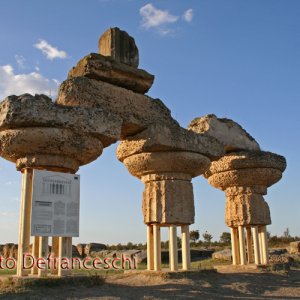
[0,268,299,300]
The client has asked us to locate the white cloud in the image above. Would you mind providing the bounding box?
[183,9,193,22]
[0,64,60,100]
[139,4,193,35]
[15,55,26,69]
[140,3,178,29]
[34,39,67,60]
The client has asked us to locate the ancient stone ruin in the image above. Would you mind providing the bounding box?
[0,27,286,277]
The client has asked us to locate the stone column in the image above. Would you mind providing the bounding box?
[0,93,114,277]
[205,151,286,267]
[117,148,212,272]
[17,168,33,276]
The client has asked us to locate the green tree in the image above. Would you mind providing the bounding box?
[203,231,213,244]
[190,230,200,243]
[126,242,133,249]
[219,232,231,244]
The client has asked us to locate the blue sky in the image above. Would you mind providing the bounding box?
[0,0,299,245]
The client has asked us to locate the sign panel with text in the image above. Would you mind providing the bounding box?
[31,170,80,237]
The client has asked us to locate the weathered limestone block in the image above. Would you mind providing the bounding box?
[0,128,103,172]
[99,27,139,68]
[206,151,286,177]
[0,94,122,147]
[57,77,177,138]
[289,241,300,255]
[117,122,224,161]
[68,53,154,94]
[142,173,195,224]
[189,114,260,152]
[207,168,283,190]
[0,93,124,172]
[121,152,210,179]
[205,150,286,226]
[225,187,271,226]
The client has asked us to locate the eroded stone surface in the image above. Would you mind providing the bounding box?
[0,128,103,172]
[0,94,122,147]
[225,187,271,226]
[189,114,260,152]
[205,150,286,226]
[117,122,224,161]
[99,27,139,68]
[57,77,177,138]
[205,151,286,178]
[122,152,211,179]
[208,168,283,190]
[142,175,195,225]
[68,53,154,94]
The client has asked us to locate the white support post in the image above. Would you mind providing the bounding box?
[38,236,49,277]
[261,226,269,265]
[169,225,178,271]
[238,226,246,265]
[147,225,154,270]
[153,224,161,271]
[231,227,237,265]
[51,237,59,275]
[181,225,191,270]
[258,227,265,264]
[253,226,261,265]
[58,237,70,277]
[31,236,40,275]
[246,227,254,264]
[17,168,33,276]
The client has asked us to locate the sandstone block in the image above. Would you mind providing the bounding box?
[205,151,286,177]
[68,53,154,94]
[57,77,177,137]
[189,114,260,152]
[225,190,271,226]
[0,128,103,172]
[289,241,300,255]
[117,122,224,161]
[208,168,283,190]
[0,94,122,147]
[212,249,232,261]
[142,176,194,225]
[99,27,139,67]
[122,152,211,179]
